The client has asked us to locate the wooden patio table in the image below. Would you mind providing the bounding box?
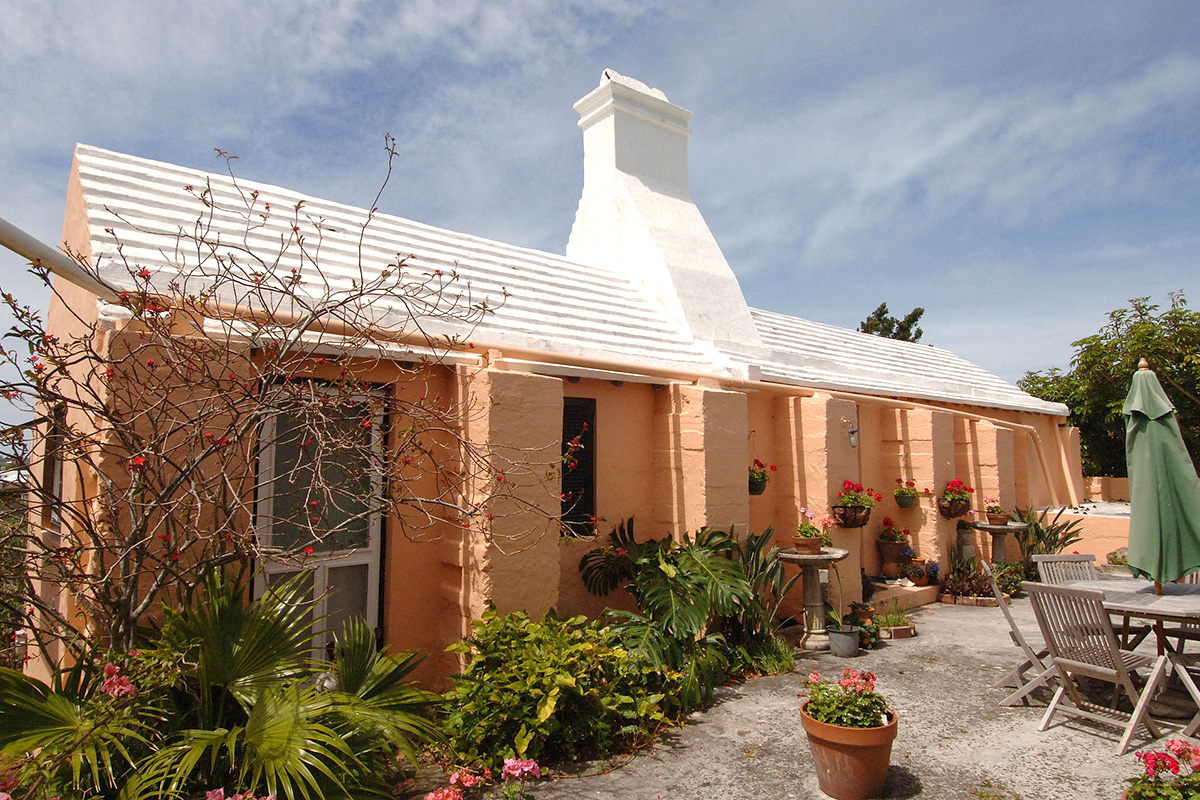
[1062,577,1200,735]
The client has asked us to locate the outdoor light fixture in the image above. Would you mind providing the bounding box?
[843,418,859,448]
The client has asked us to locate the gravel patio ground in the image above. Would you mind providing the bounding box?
[516,597,1188,799]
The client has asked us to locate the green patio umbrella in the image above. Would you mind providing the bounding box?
[1124,359,1200,588]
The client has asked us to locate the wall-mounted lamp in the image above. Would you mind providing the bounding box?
[842,418,859,448]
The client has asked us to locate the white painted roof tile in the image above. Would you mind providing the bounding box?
[74,144,1066,416]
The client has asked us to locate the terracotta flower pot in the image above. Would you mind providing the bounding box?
[749,474,767,495]
[832,505,871,528]
[894,493,918,509]
[792,536,823,555]
[937,497,970,518]
[878,539,909,565]
[800,702,897,800]
[853,607,874,625]
[986,513,1010,526]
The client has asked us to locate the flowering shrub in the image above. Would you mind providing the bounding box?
[836,480,882,508]
[207,789,276,800]
[1125,740,1200,798]
[426,759,540,800]
[877,518,910,543]
[942,479,975,501]
[893,478,919,498]
[802,669,890,729]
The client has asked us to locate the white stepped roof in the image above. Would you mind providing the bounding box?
[74,145,716,372]
[73,144,1066,417]
[738,309,1067,415]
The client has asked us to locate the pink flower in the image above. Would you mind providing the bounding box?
[423,788,463,800]
[808,672,822,683]
[100,665,136,699]
[501,757,541,781]
[206,790,225,800]
[104,662,120,677]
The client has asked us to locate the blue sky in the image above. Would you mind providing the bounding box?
[2,1,1198,396]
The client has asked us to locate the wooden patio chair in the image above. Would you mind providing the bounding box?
[1167,571,1200,655]
[982,561,1056,706]
[1033,553,1097,584]
[1023,581,1167,755]
[1034,553,1151,649]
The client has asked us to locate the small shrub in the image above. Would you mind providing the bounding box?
[990,561,1024,597]
[442,609,680,769]
[874,601,912,629]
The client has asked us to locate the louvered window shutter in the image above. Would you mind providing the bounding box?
[561,398,596,536]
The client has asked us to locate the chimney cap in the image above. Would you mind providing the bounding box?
[599,69,670,102]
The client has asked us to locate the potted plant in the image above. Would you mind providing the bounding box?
[849,600,874,626]
[1124,739,1200,799]
[937,478,974,518]
[800,669,897,800]
[925,559,940,585]
[793,508,832,554]
[876,519,911,578]
[826,562,859,657]
[875,601,916,639]
[892,478,921,509]
[903,557,929,586]
[749,459,775,495]
[832,480,881,528]
[984,497,1010,526]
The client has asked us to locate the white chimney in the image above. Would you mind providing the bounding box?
[566,70,762,350]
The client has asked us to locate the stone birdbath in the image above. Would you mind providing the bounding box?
[779,546,850,651]
[967,520,1029,563]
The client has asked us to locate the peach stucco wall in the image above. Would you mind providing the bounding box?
[1064,513,1131,564]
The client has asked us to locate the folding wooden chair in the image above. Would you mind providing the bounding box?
[1033,553,1098,584]
[982,562,1056,706]
[1023,581,1167,755]
[1034,553,1151,649]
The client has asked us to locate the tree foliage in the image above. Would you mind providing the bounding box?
[1019,293,1200,477]
[857,302,925,342]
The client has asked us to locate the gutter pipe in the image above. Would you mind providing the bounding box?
[0,216,121,303]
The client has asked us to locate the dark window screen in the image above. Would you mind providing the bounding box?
[561,397,596,536]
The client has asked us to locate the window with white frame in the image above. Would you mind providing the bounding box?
[254,388,384,656]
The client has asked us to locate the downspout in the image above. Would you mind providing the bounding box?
[0,216,121,303]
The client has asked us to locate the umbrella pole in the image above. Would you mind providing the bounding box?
[1156,581,1163,596]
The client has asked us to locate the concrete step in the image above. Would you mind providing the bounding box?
[868,582,940,612]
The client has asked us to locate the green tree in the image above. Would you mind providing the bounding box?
[858,302,925,342]
[1019,293,1200,477]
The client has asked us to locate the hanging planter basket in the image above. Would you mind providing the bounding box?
[832,505,872,528]
[894,493,919,509]
[749,475,768,495]
[937,497,971,518]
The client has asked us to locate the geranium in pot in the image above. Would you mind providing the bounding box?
[832,480,881,528]
[800,669,897,800]
[983,497,1010,526]
[876,519,911,578]
[749,459,775,495]
[937,478,974,518]
[793,508,833,554]
[892,478,921,508]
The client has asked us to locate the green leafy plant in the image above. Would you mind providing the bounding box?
[990,561,1024,597]
[892,478,920,498]
[579,520,772,710]
[874,601,912,629]
[802,669,890,729]
[1012,506,1085,580]
[441,609,677,770]
[0,570,440,800]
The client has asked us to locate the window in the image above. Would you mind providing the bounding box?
[41,406,66,532]
[254,389,384,655]
[561,397,596,536]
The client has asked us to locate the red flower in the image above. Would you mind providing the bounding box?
[304,546,314,555]
[769,465,777,471]
[129,455,148,471]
